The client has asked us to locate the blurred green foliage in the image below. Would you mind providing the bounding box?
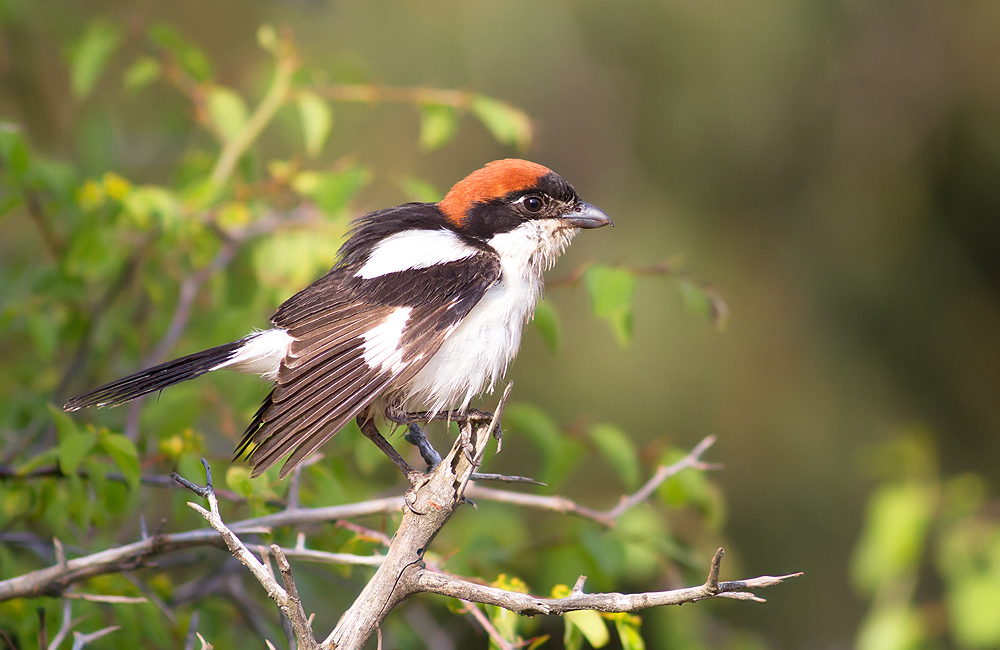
[852,432,1000,650]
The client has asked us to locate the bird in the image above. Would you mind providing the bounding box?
[64,159,612,480]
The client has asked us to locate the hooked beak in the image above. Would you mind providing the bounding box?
[563,202,613,229]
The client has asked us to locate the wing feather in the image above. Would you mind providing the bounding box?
[238,251,502,477]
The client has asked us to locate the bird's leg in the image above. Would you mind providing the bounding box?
[403,423,443,469]
[356,415,425,487]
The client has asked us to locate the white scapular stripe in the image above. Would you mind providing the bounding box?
[355,229,480,279]
[362,307,412,373]
[216,329,293,380]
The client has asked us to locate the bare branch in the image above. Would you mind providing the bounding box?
[174,461,319,650]
[466,435,719,528]
[0,496,403,602]
[411,549,802,616]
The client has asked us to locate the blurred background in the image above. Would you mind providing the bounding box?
[2,0,1000,648]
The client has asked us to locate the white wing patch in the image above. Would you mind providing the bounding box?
[217,329,293,380]
[355,229,480,279]
[362,307,412,373]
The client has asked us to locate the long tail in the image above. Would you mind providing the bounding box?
[63,340,245,411]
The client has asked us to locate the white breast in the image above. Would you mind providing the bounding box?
[405,219,577,414]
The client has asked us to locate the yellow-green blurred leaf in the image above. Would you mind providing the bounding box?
[123,56,162,92]
[99,431,140,490]
[678,278,729,331]
[584,265,637,347]
[297,91,333,157]
[226,466,254,499]
[70,21,123,99]
[856,604,924,650]
[398,176,442,203]
[206,86,249,143]
[51,405,95,475]
[588,423,639,489]
[566,610,610,648]
[419,104,458,151]
[851,483,937,595]
[471,95,533,150]
[531,300,561,354]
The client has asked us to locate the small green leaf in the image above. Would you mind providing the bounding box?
[851,483,937,594]
[614,616,646,650]
[531,300,561,354]
[470,95,533,150]
[292,166,370,218]
[297,91,333,157]
[588,423,640,489]
[226,466,254,499]
[51,405,96,475]
[123,56,162,92]
[99,432,140,490]
[679,278,729,330]
[566,610,610,648]
[584,265,637,347]
[0,125,31,178]
[856,604,925,650]
[206,86,249,144]
[257,24,279,53]
[398,176,442,203]
[503,403,583,487]
[148,24,213,81]
[70,21,123,99]
[418,104,458,151]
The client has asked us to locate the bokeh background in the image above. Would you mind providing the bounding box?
[3,1,1000,648]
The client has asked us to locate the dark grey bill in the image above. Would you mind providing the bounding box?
[563,202,613,229]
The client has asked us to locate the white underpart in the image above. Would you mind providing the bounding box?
[356,228,480,279]
[217,328,294,380]
[406,219,579,414]
[362,307,412,373]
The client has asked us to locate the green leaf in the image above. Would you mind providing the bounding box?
[588,423,640,489]
[419,104,458,151]
[257,24,279,53]
[470,95,533,150]
[292,165,370,218]
[614,616,646,650]
[206,86,249,144]
[123,56,162,92]
[122,185,180,230]
[148,23,213,81]
[50,405,96,475]
[856,604,925,650]
[503,403,583,487]
[297,91,333,157]
[226,466,254,499]
[851,483,937,594]
[564,617,584,650]
[0,125,31,178]
[584,265,637,347]
[99,432,140,490]
[398,176,442,203]
[70,21,123,99]
[679,278,729,330]
[531,300,561,354]
[566,610,610,648]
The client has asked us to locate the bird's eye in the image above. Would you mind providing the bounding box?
[523,195,544,213]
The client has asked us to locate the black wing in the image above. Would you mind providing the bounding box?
[237,252,502,477]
